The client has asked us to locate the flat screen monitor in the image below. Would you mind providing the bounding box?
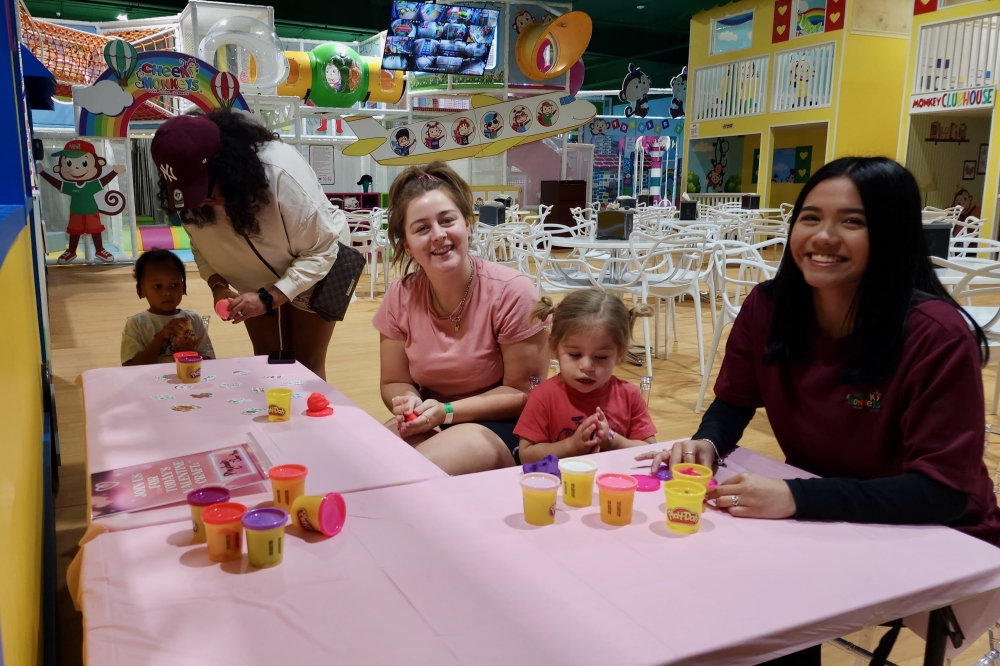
[383,2,499,76]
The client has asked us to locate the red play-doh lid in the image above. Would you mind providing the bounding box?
[200,502,247,525]
[268,464,308,482]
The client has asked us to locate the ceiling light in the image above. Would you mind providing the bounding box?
[116,12,128,20]
[637,4,645,8]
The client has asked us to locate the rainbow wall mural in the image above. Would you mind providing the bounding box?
[76,49,249,138]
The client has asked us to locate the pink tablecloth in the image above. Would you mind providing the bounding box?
[80,356,445,531]
[80,444,1000,665]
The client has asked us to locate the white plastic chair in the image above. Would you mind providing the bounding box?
[520,204,552,231]
[619,230,712,375]
[938,260,1000,413]
[695,239,783,412]
[950,215,985,256]
[922,205,962,224]
[346,211,379,300]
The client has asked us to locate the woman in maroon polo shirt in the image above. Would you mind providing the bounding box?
[641,157,1000,664]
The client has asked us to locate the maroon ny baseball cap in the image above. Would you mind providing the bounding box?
[150,115,221,211]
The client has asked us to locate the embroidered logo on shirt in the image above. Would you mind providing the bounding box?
[846,390,882,412]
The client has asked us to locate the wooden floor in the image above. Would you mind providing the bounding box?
[48,261,1000,666]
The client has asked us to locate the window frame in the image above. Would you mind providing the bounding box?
[710,9,755,56]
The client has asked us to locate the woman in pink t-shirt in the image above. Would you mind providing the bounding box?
[373,162,549,475]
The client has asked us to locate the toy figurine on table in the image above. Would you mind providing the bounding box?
[41,139,127,264]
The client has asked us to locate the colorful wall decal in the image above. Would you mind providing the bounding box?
[75,50,248,138]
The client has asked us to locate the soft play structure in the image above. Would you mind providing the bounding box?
[22,0,606,265]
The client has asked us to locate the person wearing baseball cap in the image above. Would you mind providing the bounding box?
[151,110,349,379]
[40,139,126,263]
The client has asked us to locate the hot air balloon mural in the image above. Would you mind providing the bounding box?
[211,71,240,109]
[103,40,138,87]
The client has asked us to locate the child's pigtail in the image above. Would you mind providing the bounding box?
[628,303,654,334]
[531,296,557,324]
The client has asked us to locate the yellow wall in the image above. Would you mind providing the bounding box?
[0,226,43,666]
[687,0,909,205]
[768,125,829,207]
[834,31,909,158]
[898,0,1000,238]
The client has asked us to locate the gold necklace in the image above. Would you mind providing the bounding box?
[430,258,475,331]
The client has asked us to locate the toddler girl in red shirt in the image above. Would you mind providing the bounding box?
[515,290,658,463]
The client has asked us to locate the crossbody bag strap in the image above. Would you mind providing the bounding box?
[241,232,281,279]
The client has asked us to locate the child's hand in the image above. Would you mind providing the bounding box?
[171,333,202,353]
[568,414,601,455]
[158,318,191,342]
[594,407,612,448]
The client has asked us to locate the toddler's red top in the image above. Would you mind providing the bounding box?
[515,375,657,444]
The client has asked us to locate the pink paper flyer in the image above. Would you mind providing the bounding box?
[90,442,271,520]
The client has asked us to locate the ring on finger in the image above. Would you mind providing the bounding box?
[683,451,696,458]
[731,495,740,507]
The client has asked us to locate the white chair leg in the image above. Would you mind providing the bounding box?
[370,252,375,301]
[662,299,670,360]
[993,360,1000,415]
[670,297,679,341]
[696,313,727,413]
[641,299,653,376]
[653,298,660,359]
[692,288,705,376]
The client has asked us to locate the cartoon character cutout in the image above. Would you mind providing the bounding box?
[483,112,503,140]
[589,118,610,136]
[953,188,980,222]
[510,106,532,133]
[41,139,126,264]
[391,128,415,156]
[536,100,559,127]
[669,67,687,119]
[705,138,730,193]
[619,63,651,119]
[452,117,476,146]
[512,9,534,33]
[423,121,446,149]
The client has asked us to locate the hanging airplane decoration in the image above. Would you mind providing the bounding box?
[344,93,597,166]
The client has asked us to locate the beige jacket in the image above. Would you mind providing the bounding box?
[186,141,350,309]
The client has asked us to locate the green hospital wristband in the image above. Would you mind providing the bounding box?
[443,402,454,425]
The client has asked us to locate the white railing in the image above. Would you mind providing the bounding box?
[691,55,769,121]
[914,13,1000,94]
[688,193,746,210]
[772,42,836,112]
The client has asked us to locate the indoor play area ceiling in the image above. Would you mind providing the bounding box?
[22,0,738,89]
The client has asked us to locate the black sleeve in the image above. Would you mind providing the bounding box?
[692,398,756,458]
[786,472,969,525]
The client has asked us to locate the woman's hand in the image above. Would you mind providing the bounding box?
[227,292,267,324]
[392,396,443,438]
[635,439,717,475]
[707,472,797,519]
[212,286,237,308]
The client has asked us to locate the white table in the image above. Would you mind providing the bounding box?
[79,444,1000,665]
